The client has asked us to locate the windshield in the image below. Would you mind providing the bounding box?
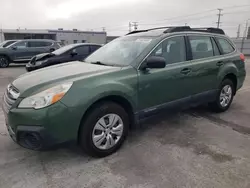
[0,41,16,48]
[85,36,154,66]
[52,44,76,55]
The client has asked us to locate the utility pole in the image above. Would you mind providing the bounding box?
[129,22,132,32]
[129,22,138,32]
[216,8,223,28]
[0,23,2,42]
[132,22,138,31]
[237,24,241,39]
[240,19,250,53]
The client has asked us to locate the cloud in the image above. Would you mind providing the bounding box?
[0,0,249,37]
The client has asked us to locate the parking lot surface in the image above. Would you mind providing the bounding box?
[1,60,250,188]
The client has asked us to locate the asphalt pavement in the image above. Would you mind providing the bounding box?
[1,60,250,188]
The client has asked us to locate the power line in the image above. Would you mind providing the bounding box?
[102,4,250,33]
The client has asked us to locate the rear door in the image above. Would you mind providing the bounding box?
[186,35,222,103]
[27,41,53,58]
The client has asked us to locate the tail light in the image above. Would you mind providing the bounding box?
[240,53,245,62]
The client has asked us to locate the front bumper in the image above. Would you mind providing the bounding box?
[2,101,80,150]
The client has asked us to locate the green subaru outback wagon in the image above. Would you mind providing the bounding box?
[2,26,246,157]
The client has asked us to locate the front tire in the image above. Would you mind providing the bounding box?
[0,56,10,68]
[79,102,129,157]
[210,79,235,112]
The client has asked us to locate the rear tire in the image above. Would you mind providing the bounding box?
[0,56,10,68]
[209,79,235,112]
[79,102,129,157]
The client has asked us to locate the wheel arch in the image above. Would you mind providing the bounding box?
[77,94,136,143]
[223,73,237,95]
[0,54,11,61]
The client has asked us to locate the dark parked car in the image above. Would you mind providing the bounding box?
[0,40,17,48]
[26,43,102,72]
[0,39,61,68]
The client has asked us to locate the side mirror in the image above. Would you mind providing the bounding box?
[141,56,166,70]
[11,46,17,50]
[71,50,77,56]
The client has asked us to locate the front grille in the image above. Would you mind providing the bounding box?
[2,84,19,112]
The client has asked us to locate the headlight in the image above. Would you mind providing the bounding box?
[18,82,73,109]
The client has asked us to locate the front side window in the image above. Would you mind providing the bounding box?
[150,36,186,64]
[85,36,154,66]
[216,38,234,54]
[12,41,28,49]
[189,36,213,60]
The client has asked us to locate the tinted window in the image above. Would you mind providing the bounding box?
[216,38,234,54]
[28,41,51,47]
[150,36,186,64]
[75,46,89,54]
[189,36,213,60]
[211,38,220,56]
[13,41,28,48]
[90,45,101,52]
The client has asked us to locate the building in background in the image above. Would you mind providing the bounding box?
[0,28,107,45]
[106,36,119,43]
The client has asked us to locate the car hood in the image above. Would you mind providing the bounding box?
[33,53,55,62]
[12,61,120,96]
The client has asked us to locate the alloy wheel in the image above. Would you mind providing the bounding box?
[92,113,124,150]
[220,85,232,107]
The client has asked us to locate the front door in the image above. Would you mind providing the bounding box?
[137,36,195,117]
[10,41,30,61]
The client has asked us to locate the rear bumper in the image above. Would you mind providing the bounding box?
[237,70,246,91]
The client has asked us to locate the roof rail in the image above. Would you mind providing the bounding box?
[126,26,225,35]
[164,26,225,34]
[126,26,186,35]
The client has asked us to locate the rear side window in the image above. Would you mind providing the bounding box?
[216,38,234,54]
[211,38,220,56]
[75,45,90,54]
[189,36,213,60]
[90,45,101,52]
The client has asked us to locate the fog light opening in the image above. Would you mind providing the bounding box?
[18,132,42,150]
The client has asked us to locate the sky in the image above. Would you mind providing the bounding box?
[0,0,249,37]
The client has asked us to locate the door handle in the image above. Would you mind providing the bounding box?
[216,61,224,66]
[180,68,191,74]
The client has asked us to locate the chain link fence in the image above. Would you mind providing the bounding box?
[232,38,250,55]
